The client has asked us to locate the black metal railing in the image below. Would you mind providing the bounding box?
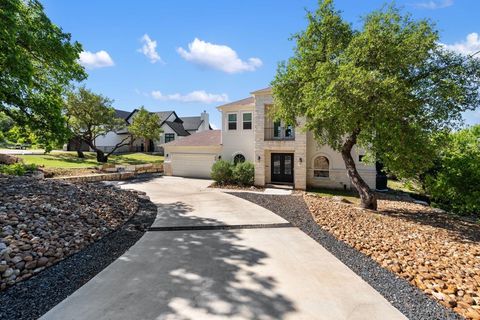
[264,127,295,141]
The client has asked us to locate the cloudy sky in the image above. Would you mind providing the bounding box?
[42,0,480,128]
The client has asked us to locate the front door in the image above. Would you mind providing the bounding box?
[271,153,294,183]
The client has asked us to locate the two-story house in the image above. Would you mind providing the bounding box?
[163,87,376,190]
[83,109,211,154]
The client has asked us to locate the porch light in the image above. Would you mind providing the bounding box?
[257,155,261,161]
[299,157,303,163]
[218,155,222,160]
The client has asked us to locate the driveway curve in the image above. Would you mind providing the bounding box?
[42,176,406,320]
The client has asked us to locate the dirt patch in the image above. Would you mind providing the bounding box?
[305,194,480,319]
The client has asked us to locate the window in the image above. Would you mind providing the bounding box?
[243,113,252,130]
[313,156,329,178]
[165,133,175,143]
[233,154,246,165]
[228,114,237,130]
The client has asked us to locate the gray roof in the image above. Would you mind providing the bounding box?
[181,116,204,131]
[114,109,132,120]
[151,111,179,125]
[164,121,190,136]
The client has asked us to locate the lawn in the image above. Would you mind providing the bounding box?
[18,152,164,168]
[307,187,360,204]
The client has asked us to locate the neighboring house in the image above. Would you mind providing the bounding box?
[163,87,377,190]
[67,108,211,154]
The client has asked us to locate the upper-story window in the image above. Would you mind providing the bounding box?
[165,133,175,143]
[243,113,252,130]
[228,113,237,130]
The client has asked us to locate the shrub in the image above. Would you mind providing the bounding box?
[233,161,255,186]
[211,160,233,184]
[0,163,37,176]
[424,125,480,215]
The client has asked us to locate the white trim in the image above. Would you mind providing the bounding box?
[241,111,253,131]
[226,112,238,131]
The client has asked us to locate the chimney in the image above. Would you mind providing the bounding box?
[200,110,210,131]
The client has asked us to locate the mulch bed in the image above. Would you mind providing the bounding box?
[209,182,264,191]
[231,192,463,320]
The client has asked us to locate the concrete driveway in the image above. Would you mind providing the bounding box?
[42,176,406,320]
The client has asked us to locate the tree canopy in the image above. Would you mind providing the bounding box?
[0,0,86,150]
[128,107,162,152]
[272,0,480,209]
[65,87,129,162]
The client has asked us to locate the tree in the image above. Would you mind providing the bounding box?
[0,0,86,150]
[272,0,480,209]
[424,125,480,215]
[128,107,162,152]
[65,87,131,162]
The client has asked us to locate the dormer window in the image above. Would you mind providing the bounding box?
[228,113,237,130]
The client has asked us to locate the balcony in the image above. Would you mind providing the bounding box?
[264,125,295,141]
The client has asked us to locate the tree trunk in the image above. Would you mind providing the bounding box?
[76,150,85,158]
[96,150,108,163]
[341,130,377,210]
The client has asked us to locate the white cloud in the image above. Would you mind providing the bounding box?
[138,34,163,64]
[441,33,480,56]
[151,90,229,103]
[177,38,262,73]
[414,0,453,9]
[79,50,114,69]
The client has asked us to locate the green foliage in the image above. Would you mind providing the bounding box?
[272,0,480,182]
[0,112,14,133]
[128,107,162,142]
[424,125,480,215]
[211,160,233,185]
[0,0,86,150]
[0,163,37,176]
[6,125,38,145]
[66,87,130,161]
[233,161,255,186]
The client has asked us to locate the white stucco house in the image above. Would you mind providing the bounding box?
[69,109,211,154]
[163,87,378,190]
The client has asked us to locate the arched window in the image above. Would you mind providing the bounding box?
[314,156,329,178]
[233,154,246,165]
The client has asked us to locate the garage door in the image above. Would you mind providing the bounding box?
[171,153,216,179]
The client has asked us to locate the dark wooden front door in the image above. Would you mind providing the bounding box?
[271,153,294,183]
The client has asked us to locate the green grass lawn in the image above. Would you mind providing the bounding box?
[18,152,164,168]
[307,187,360,204]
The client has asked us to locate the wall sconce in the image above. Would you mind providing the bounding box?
[257,155,261,161]
[299,157,303,163]
[218,155,222,160]
[166,154,169,158]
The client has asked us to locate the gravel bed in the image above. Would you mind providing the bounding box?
[231,192,463,320]
[0,197,157,320]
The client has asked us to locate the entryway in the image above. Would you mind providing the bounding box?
[271,153,294,183]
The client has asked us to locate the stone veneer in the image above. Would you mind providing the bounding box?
[253,93,307,190]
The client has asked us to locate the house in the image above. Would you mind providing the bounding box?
[67,108,211,154]
[163,87,377,190]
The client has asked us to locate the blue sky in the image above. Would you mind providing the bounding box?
[41,0,480,128]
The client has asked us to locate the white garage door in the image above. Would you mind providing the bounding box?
[171,153,216,179]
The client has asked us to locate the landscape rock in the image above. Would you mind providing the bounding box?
[305,193,480,320]
[0,174,139,291]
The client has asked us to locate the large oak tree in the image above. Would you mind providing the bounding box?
[272,0,480,209]
[0,0,86,150]
[65,87,131,162]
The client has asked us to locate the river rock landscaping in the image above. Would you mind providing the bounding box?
[0,174,141,291]
[305,193,480,320]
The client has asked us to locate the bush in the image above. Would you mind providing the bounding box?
[424,125,480,215]
[211,160,233,184]
[0,163,37,176]
[233,161,255,186]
